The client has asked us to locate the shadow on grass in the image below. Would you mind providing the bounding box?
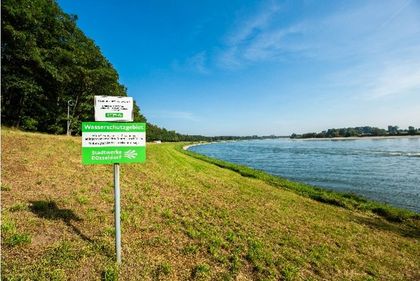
[353,215,420,239]
[29,200,93,242]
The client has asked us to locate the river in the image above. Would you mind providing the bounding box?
[188,137,420,212]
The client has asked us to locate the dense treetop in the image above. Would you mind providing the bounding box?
[1,0,148,135]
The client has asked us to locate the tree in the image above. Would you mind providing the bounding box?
[1,0,146,134]
[408,126,416,135]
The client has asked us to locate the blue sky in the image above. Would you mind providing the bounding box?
[59,0,420,136]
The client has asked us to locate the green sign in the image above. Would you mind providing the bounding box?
[82,122,146,165]
[105,112,124,118]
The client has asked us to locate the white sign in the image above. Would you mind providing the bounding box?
[94,96,133,122]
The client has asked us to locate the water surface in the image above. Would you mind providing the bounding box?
[189,137,420,212]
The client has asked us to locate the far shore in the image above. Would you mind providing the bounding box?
[293,135,420,141]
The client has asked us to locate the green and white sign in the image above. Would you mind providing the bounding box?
[82,122,146,165]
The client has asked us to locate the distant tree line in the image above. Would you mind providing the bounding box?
[146,125,282,142]
[3,0,262,142]
[291,126,420,139]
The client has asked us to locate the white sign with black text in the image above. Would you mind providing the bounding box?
[94,96,133,122]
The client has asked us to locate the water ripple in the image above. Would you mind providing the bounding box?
[190,137,420,212]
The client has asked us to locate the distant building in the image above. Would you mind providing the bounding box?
[154,140,162,144]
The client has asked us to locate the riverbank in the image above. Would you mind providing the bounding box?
[2,129,419,280]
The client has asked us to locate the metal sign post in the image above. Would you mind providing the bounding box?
[82,96,145,264]
[114,163,121,264]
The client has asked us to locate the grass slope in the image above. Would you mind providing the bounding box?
[1,129,419,280]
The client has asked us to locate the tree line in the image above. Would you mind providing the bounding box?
[291,126,420,139]
[146,124,283,142]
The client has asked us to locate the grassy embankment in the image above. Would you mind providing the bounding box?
[1,129,419,280]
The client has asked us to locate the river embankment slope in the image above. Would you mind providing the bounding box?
[2,129,419,280]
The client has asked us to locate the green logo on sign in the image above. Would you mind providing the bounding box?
[82,122,146,165]
[105,112,124,118]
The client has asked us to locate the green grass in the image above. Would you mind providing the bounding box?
[3,233,32,247]
[102,264,119,281]
[154,262,172,279]
[191,263,211,279]
[1,128,420,280]
[9,202,28,212]
[1,217,32,247]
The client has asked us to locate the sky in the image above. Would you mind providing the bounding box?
[58,0,420,136]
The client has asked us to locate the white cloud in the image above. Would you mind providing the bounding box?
[186,51,209,74]
[217,46,241,69]
[242,24,306,61]
[367,60,420,99]
[217,1,282,68]
[217,0,420,100]
[172,51,209,74]
[226,1,280,46]
[217,0,420,66]
[325,56,420,100]
[301,0,420,61]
